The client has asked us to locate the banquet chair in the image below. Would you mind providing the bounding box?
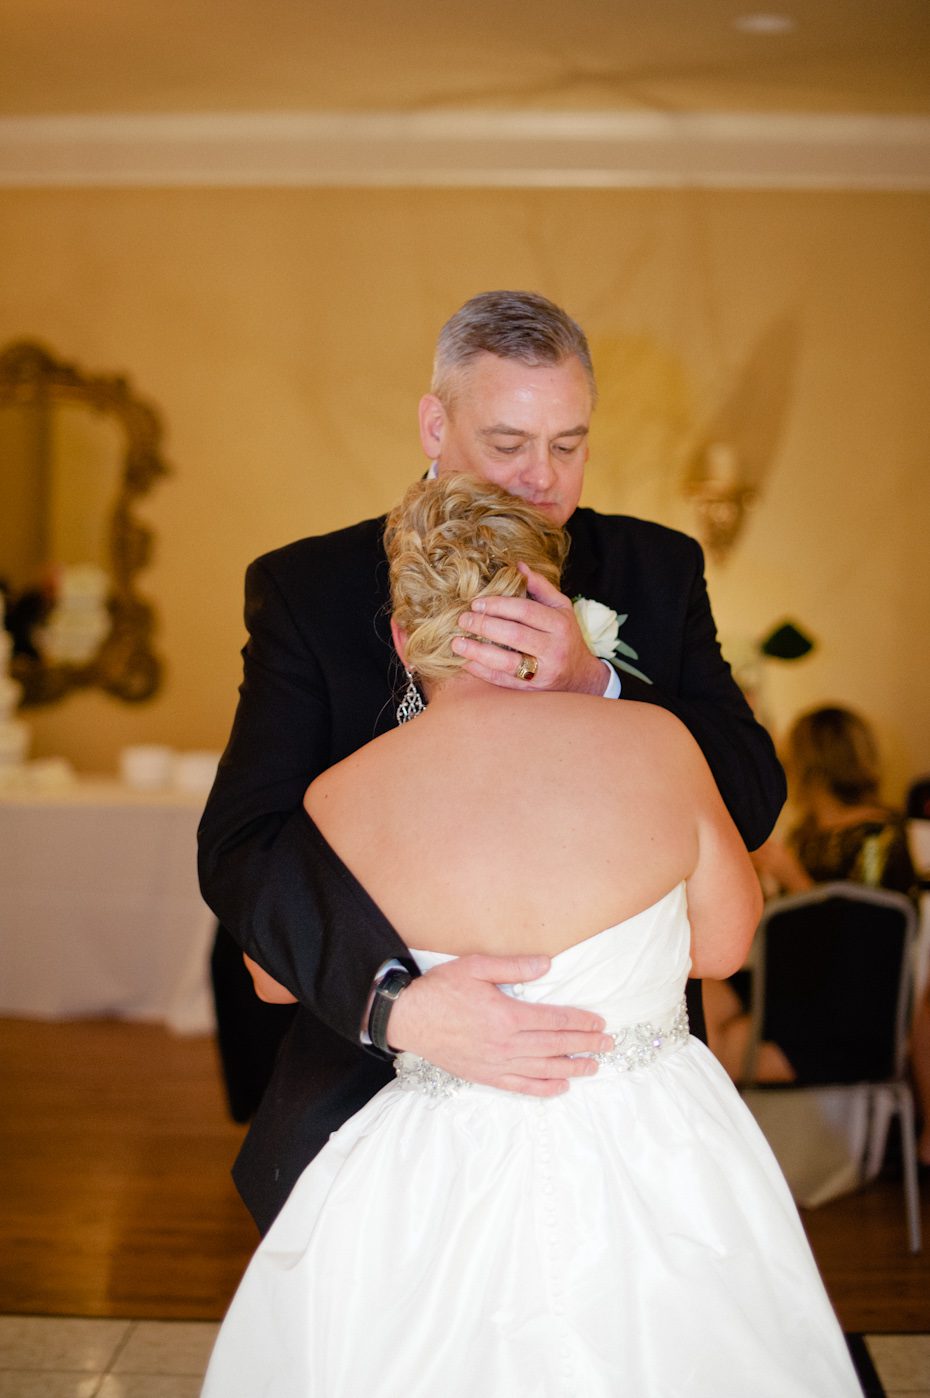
[742,882,921,1252]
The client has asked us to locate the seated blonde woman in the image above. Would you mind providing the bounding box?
[705,705,917,1084]
[204,475,859,1398]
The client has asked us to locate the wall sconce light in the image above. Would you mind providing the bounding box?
[682,440,756,565]
[679,313,798,565]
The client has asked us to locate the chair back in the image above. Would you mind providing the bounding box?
[748,882,916,1085]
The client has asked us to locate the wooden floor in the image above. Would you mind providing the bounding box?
[0,1018,254,1321]
[1,1016,928,1332]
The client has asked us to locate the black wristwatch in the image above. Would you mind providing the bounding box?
[367,966,412,1056]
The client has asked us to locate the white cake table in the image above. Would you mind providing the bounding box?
[0,778,216,1033]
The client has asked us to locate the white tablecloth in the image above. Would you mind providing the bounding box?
[0,779,216,1033]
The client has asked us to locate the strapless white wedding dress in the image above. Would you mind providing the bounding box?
[202,883,862,1397]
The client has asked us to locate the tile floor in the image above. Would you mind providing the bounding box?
[863,1333,930,1395]
[0,1316,928,1395]
[0,1318,218,1397]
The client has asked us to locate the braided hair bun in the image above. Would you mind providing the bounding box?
[384,473,569,683]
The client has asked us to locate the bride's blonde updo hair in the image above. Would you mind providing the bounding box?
[384,473,570,684]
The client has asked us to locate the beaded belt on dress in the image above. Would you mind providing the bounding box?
[394,997,690,1100]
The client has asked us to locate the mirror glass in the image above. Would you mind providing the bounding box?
[0,342,169,705]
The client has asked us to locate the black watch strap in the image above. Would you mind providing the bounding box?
[368,967,412,1056]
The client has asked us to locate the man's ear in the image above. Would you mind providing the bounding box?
[418,393,447,460]
[390,615,408,667]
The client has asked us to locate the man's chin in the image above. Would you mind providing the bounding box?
[527,501,572,526]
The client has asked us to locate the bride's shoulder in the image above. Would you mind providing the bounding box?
[549,692,694,746]
[303,730,389,815]
[596,699,709,780]
[605,696,694,744]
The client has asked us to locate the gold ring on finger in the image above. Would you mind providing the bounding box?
[514,653,539,682]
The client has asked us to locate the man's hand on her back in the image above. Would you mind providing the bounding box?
[386,953,613,1094]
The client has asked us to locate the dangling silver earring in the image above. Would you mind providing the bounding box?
[396,668,425,725]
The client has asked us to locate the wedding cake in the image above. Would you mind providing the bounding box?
[38,563,110,665]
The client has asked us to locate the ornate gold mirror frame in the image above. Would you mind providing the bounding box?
[0,341,170,706]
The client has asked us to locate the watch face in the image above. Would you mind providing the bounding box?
[369,969,411,1056]
[380,970,411,999]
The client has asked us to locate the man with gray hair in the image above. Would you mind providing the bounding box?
[431,287,597,403]
[199,289,785,1233]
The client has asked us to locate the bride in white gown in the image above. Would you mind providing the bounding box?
[202,475,861,1397]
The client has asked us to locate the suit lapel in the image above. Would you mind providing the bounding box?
[563,510,601,601]
[370,520,393,657]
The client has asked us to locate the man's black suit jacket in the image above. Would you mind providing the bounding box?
[198,505,785,1233]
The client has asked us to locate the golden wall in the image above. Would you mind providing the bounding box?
[1,186,927,803]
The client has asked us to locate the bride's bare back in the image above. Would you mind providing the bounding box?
[305,683,758,979]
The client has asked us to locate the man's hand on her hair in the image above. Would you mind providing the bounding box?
[451,564,606,695]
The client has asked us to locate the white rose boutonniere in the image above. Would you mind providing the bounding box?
[572,596,652,685]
